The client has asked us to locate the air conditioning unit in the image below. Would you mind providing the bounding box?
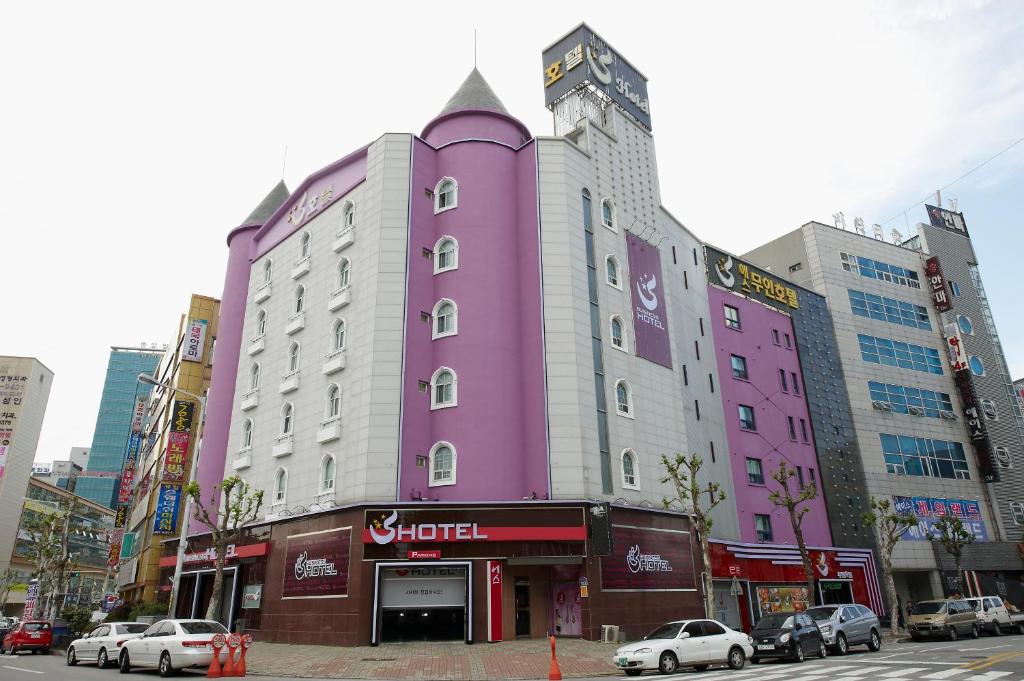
[939,410,958,421]
[871,400,893,412]
[602,625,620,643]
[909,406,925,416]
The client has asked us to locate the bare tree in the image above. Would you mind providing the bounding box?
[767,461,818,607]
[184,476,264,621]
[862,497,917,638]
[22,495,80,618]
[929,515,975,596]
[0,568,18,612]
[661,452,726,618]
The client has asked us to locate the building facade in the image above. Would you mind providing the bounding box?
[0,356,54,577]
[31,458,83,491]
[166,25,739,645]
[118,295,219,605]
[744,219,1012,603]
[76,347,162,507]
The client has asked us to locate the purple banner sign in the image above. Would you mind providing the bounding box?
[600,525,695,591]
[282,527,351,599]
[626,233,672,368]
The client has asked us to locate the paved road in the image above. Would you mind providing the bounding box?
[2,635,1024,680]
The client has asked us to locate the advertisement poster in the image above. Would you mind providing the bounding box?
[626,233,672,368]
[893,496,988,541]
[600,525,695,591]
[22,581,39,620]
[757,585,809,614]
[0,363,31,482]
[153,483,182,535]
[183,319,208,363]
[282,527,351,599]
[162,400,194,482]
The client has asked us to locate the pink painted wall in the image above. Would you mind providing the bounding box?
[708,287,832,546]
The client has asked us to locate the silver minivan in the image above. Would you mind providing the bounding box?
[805,604,882,655]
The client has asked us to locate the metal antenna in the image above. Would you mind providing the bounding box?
[281,145,288,181]
[474,29,477,69]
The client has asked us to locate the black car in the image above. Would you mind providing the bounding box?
[750,611,826,663]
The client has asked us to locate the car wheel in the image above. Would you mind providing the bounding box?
[9,645,17,655]
[868,629,881,652]
[818,639,827,658]
[693,664,709,671]
[948,626,958,642]
[1017,623,1024,636]
[98,647,109,668]
[119,650,131,675]
[159,651,175,677]
[658,651,678,674]
[991,622,1001,636]
[971,624,980,639]
[835,633,848,655]
[66,646,78,666]
[728,645,746,670]
[625,671,643,677]
[792,641,805,663]
[910,632,921,641]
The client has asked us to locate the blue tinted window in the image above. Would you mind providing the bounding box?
[970,356,985,376]
[879,433,969,479]
[858,335,943,376]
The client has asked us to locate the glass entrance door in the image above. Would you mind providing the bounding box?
[514,578,531,638]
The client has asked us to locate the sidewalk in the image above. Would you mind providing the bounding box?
[246,638,618,680]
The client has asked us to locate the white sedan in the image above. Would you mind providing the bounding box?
[613,619,753,676]
[118,619,229,677]
[66,622,149,668]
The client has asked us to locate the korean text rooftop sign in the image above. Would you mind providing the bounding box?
[926,204,969,236]
[706,245,800,311]
[542,23,651,130]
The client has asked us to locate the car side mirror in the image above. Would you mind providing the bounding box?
[678,632,690,639]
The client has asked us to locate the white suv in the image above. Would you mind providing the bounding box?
[965,596,1011,635]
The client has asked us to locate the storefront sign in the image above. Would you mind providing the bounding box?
[183,319,208,363]
[158,542,271,567]
[925,257,952,312]
[601,525,695,591]
[162,400,195,482]
[0,363,32,482]
[926,204,969,236]
[954,369,999,482]
[153,483,182,535]
[757,585,809,614]
[706,246,800,310]
[893,495,988,541]
[117,461,135,504]
[119,532,136,560]
[363,508,587,545]
[487,560,503,642]
[22,581,39,620]
[114,504,128,528]
[626,233,672,368]
[408,550,441,559]
[242,584,262,609]
[107,529,124,567]
[131,398,146,434]
[283,527,351,599]
[380,566,466,608]
[115,555,138,589]
[542,23,652,129]
[286,184,335,227]
[944,323,968,372]
[578,576,589,598]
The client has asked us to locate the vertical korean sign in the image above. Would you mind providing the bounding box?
[925,257,952,313]
[183,319,208,363]
[626,233,672,368]
[153,483,182,535]
[162,400,195,482]
[0,362,31,482]
[487,560,503,642]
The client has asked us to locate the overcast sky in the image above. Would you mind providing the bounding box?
[4,1,1022,463]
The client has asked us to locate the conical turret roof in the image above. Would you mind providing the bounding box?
[435,68,509,117]
[242,180,290,226]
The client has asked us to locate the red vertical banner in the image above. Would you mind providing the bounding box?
[487,560,503,642]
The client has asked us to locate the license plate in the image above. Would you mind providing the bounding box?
[30,634,40,639]
[617,657,628,665]
[757,644,774,650]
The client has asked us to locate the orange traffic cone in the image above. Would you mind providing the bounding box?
[234,634,253,677]
[222,641,237,677]
[207,635,224,678]
[548,635,562,681]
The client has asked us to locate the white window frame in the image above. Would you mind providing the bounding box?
[432,299,458,339]
[430,367,458,410]
[605,255,622,289]
[273,467,288,505]
[299,231,311,259]
[724,304,741,330]
[434,177,458,214]
[240,419,253,451]
[433,236,459,274]
[320,454,336,493]
[1012,502,1024,525]
[341,201,355,231]
[609,315,627,352]
[331,319,347,353]
[621,449,639,490]
[600,198,617,231]
[428,441,457,487]
[981,399,998,421]
[325,384,341,421]
[294,285,306,314]
[255,309,267,338]
[281,402,295,436]
[615,379,633,418]
[262,259,274,285]
[337,257,352,291]
[249,363,261,391]
[287,341,300,374]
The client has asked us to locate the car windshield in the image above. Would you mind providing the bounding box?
[914,602,946,614]
[180,621,228,635]
[755,614,794,629]
[118,624,149,634]
[644,623,683,640]
[806,606,838,621]
[23,623,50,632]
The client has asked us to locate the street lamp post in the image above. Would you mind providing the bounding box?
[138,373,207,618]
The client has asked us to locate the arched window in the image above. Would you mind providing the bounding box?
[601,198,616,230]
[337,258,351,290]
[281,403,294,435]
[430,367,457,409]
[429,441,456,486]
[606,256,620,287]
[320,455,336,492]
[262,259,273,285]
[274,468,287,504]
[615,380,632,417]
[326,384,341,420]
[621,449,638,489]
[255,309,267,337]
[434,177,458,213]
[342,201,355,230]
[332,319,346,353]
[433,299,458,339]
[434,236,459,273]
[287,342,300,373]
[299,231,311,258]
[241,419,253,450]
[610,316,626,351]
[249,363,261,391]
[293,285,306,315]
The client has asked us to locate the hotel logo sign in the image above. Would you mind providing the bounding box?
[705,245,800,310]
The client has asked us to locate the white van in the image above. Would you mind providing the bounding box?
[965,596,1011,635]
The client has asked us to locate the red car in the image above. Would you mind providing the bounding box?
[2,621,53,655]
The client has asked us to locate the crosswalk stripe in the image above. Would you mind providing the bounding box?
[840,669,890,676]
[923,670,968,679]
[879,669,931,677]
[964,673,1012,680]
